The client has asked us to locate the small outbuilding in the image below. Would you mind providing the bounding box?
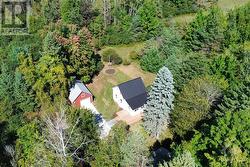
[69,80,93,108]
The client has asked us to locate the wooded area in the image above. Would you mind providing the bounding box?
[0,0,249,166]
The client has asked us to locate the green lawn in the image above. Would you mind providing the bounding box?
[168,13,196,28]
[100,42,145,61]
[218,0,250,11]
[88,70,131,120]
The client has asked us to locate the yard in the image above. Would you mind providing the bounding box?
[100,42,145,61]
[88,63,155,120]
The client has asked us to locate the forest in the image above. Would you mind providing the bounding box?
[0,0,249,166]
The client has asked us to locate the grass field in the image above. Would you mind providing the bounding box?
[169,0,250,27]
[218,0,250,11]
[100,42,145,61]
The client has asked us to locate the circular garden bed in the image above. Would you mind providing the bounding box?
[105,68,116,75]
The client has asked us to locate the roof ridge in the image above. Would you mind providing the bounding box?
[117,77,142,87]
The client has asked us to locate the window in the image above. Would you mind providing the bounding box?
[120,99,122,103]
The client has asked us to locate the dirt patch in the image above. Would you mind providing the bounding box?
[105,68,116,75]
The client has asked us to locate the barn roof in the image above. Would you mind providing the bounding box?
[69,80,92,103]
[117,77,147,110]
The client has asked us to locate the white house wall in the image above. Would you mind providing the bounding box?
[112,86,143,116]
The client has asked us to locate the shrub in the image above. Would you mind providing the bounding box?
[128,51,138,60]
[102,49,119,62]
[123,59,131,66]
[112,55,123,65]
[102,49,123,65]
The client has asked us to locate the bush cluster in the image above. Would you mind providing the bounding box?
[102,49,123,65]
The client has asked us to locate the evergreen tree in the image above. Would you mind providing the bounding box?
[140,47,165,73]
[42,0,60,23]
[120,130,149,167]
[171,53,209,92]
[218,81,250,113]
[143,66,175,139]
[0,64,15,121]
[225,3,250,48]
[210,52,239,85]
[133,0,162,41]
[13,72,35,113]
[160,151,197,167]
[184,109,250,167]
[60,0,94,26]
[90,123,128,166]
[185,7,226,53]
[43,31,61,55]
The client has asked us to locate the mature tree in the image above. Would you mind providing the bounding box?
[185,7,227,53]
[120,130,149,167]
[13,72,36,113]
[90,123,127,166]
[159,28,185,59]
[184,109,250,167]
[209,52,239,85]
[42,0,60,23]
[133,0,162,41]
[60,0,94,26]
[160,151,197,167]
[42,108,87,165]
[15,121,50,166]
[140,27,187,75]
[33,54,68,103]
[171,76,228,137]
[218,81,250,113]
[0,64,15,121]
[140,47,165,73]
[43,25,103,83]
[43,31,62,55]
[68,27,102,82]
[225,3,250,48]
[171,53,209,92]
[216,51,250,113]
[143,66,175,139]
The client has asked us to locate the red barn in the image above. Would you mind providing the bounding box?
[69,80,93,108]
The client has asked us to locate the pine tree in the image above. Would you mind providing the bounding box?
[185,7,226,53]
[143,66,175,139]
[120,130,149,167]
[160,151,197,167]
[133,0,162,40]
[218,81,250,113]
[13,72,35,113]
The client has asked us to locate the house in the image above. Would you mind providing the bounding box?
[69,80,93,108]
[113,77,147,117]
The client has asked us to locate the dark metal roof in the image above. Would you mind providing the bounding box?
[117,77,147,110]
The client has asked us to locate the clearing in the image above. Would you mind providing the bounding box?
[100,42,145,61]
[169,0,250,27]
[87,62,155,120]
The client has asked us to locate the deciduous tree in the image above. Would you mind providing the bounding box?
[171,76,228,137]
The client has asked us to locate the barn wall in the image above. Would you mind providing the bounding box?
[73,92,93,108]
